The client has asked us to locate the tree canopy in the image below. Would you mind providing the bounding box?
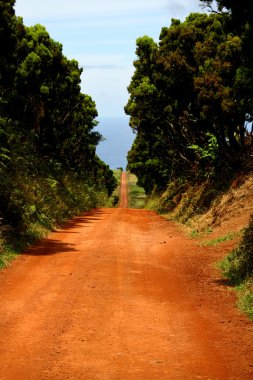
[125,3,253,194]
[0,1,116,236]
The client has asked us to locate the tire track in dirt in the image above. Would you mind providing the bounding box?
[0,173,252,379]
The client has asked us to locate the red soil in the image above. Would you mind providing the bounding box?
[0,172,252,379]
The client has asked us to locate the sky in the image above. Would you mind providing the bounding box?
[14,0,203,119]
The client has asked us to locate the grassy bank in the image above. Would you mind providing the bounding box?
[220,215,253,320]
[145,176,253,320]
[127,172,146,209]
[0,170,111,268]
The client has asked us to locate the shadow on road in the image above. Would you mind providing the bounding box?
[24,239,78,256]
[59,209,108,230]
[21,208,109,256]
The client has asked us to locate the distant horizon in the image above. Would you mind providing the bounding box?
[95,115,135,170]
[97,114,130,119]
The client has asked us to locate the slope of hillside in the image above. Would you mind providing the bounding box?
[146,173,253,319]
[190,175,253,237]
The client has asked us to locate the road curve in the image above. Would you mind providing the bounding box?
[0,179,252,379]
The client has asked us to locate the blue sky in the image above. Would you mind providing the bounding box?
[14,0,203,119]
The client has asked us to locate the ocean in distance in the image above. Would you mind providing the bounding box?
[95,116,135,170]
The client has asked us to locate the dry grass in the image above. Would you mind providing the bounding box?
[189,175,253,236]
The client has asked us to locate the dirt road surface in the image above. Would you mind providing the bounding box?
[119,171,128,208]
[0,172,252,379]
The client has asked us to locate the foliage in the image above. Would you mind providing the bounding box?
[145,178,224,224]
[200,231,242,246]
[220,215,253,283]
[125,0,253,320]
[127,172,146,209]
[236,281,253,320]
[106,169,122,207]
[220,214,253,319]
[0,1,117,265]
[125,8,253,195]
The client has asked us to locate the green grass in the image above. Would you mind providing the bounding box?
[106,169,122,207]
[188,227,213,239]
[0,244,17,269]
[200,231,242,246]
[145,195,162,211]
[127,172,146,209]
[112,169,123,184]
[218,220,253,320]
[220,253,253,320]
[0,220,53,269]
[236,281,253,320]
[0,221,52,269]
[0,171,112,269]
[190,229,201,238]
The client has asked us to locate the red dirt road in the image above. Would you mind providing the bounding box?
[0,173,252,379]
[119,171,128,208]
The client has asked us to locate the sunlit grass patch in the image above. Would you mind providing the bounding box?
[236,281,253,320]
[201,231,242,246]
[0,243,17,269]
[127,172,146,209]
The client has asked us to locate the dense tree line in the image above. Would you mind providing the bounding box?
[0,0,116,246]
[125,0,253,194]
[125,0,253,312]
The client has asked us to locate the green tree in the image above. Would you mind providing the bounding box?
[126,10,250,192]
[201,0,253,136]
[0,0,19,108]
[0,0,117,241]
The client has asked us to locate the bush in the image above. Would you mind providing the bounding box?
[221,215,253,283]
[0,154,111,264]
[220,215,253,319]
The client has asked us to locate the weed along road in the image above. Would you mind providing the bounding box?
[0,173,253,379]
